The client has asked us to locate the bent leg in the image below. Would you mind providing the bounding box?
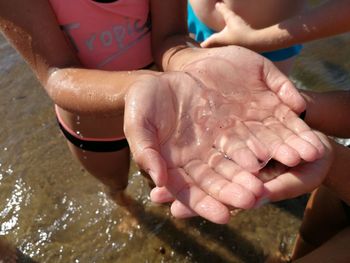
[55,106,132,200]
[68,142,130,190]
[67,142,131,205]
[292,186,349,260]
[293,227,350,263]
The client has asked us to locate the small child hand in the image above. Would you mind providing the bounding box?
[201,2,256,49]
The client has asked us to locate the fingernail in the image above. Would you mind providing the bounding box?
[254,197,270,209]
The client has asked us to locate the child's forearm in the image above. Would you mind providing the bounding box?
[46,68,158,116]
[150,0,203,71]
[323,140,350,205]
[301,90,350,138]
[251,0,350,52]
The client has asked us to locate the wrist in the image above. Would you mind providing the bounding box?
[243,28,273,52]
[252,26,294,52]
[157,35,200,71]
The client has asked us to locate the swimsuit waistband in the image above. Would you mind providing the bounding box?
[55,105,129,152]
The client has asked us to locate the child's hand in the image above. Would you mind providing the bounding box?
[150,131,333,219]
[201,2,256,49]
[124,45,324,224]
[125,72,265,224]
[259,131,333,204]
[181,46,324,167]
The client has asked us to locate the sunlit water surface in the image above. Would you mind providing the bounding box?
[1,29,350,263]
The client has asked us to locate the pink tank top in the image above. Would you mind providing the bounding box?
[49,0,152,70]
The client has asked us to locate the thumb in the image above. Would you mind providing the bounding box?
[201,30,229,48]
[124,86,168,187]
[124,120,168,187]
[262,58,306,114]
[131,144,168,187]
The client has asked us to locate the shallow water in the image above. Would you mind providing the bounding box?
[1,29,350,263]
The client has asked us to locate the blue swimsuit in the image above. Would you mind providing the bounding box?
[188,4,303,62]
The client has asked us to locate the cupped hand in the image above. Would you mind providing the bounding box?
[181,46,324,170]
[259,131,333,203]
[124,72,265,224]
[125,45,324,224]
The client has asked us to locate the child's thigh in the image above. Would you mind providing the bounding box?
[67,142,131,188]
[294,227,350,263]
[300,186,349,246]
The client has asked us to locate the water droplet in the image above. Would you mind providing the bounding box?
[6,168,13,175]
[75,116,81,125]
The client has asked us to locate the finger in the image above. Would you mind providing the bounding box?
[274,104,325,157]
[214,122,271,172]
[227,121,272,164]
[151,185,237,219]
[184,160,257,209]
[171,200,243,219]
[201,32,222,48]
[262,59,306,114]
[167,168,230,224]
[150,187,175,203]
[205,149,264,197]
[262,116,320,162]
[150,187,199,218]
[126,139,168,187]
[201,29,230,48]
[263,160,328,202]
[171,200,199,218]
[245,121,301,167]
[262,131,332,202]
[150,186,230,220]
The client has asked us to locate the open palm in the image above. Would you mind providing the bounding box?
[125,71,265,223]
[124,46,324,224]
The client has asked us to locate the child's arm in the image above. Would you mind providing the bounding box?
[150,0,202,71]
[322,140,350,205]
[0,0,155,116]
[301,90,350,138]
[300,90,350,204]
[202,0,350,51]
